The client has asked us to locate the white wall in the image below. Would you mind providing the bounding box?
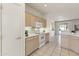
[45,15,56,45]
[0,4,2,56]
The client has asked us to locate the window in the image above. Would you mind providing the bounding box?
[59,24,68,31]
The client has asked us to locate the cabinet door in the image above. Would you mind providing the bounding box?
[25,38,34,55]
[39,18,46,28]
[34,36,39,50]
[70,36,79,53]
[45,33,49,43]
[25,13,31,26]
[31,15,37,26]
[42,19,46,28]
[61,35,69,49]
[2,4,25,56]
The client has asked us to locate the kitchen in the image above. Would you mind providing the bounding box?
[25,4,50,56]
[25,3,79,56]
[1,1,79,59]
[0,3,53,56]
[0,3,79,56]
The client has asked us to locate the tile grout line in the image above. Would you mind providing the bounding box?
[60,47,62,56]
[50,43,58,56]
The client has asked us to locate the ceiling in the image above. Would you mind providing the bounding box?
[28,3,79,21]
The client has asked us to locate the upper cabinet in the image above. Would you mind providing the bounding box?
[25,13,47,28]
[41,19,46,28]
[31,15,37,26]
[25,13,32,26]
[25,13,37,27]
[25,13,36,26]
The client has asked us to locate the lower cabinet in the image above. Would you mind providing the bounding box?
[61,35,79,54]
[33,36,39,50]
[25,35,39,56]
[25,37,34,55]
[45,33,49,43]
[61,35,70,49]
[69,36,79,54]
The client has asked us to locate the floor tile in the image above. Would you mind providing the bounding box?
[30,42,78,56]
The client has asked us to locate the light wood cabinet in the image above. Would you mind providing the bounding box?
[25,13,37,27]
[42,19,46,28]
[31,15,37,26]
[25,35,39,56]
[61,35,79,54]
[25,13,47,27]
[25,13,31,26]
[45,33,49,43]
[25,37,34,55]
[33,36,39,50]
[61,35,70,49]
[39,18,47,28]
[69,36,79,54]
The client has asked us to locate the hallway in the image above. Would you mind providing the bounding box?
[30,42,79,56]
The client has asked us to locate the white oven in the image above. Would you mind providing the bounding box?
[39,33,45,48]
[34,22,45,48]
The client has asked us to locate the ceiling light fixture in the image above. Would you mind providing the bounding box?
[44,4,47,7]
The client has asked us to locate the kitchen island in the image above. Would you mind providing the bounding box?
[61,31,79,55]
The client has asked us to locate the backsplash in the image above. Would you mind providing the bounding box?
[25,27,34,35]
[25,27,48,34]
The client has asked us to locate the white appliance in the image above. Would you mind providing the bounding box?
[35,22,42,28]
[34,22,42,34]
[34,22,45,48]
[39,32,45,48]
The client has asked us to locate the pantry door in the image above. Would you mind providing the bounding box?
[2,4,25,56]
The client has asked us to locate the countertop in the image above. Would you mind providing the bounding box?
[25,34,39,39]
[25,32,49,39]
[61,31,79,37]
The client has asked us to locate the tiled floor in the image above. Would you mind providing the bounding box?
[30,42,79,56]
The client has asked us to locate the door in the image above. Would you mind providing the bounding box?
[0,4,2,56]
[2,3,25,56]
